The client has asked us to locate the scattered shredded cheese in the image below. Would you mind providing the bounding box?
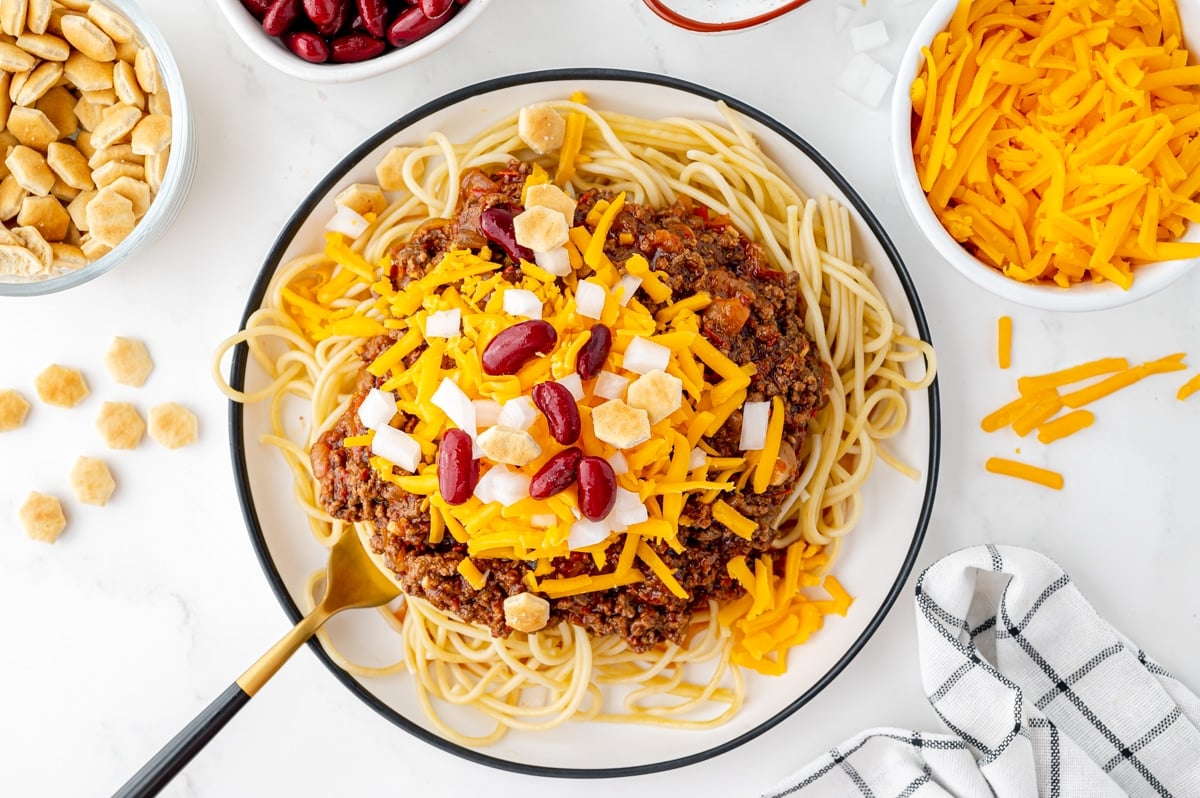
[1036,409,1095,443]
[1060,353,1186,408]
[1017,357,1129,395]
[997,316,1012,370]
[985,457,1064,490]
[1178,372,1200,400]
[984,352,1187,440]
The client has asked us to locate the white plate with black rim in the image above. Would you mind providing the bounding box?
[227,68,941,777]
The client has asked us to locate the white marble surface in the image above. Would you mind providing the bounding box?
[1,1,1197,795]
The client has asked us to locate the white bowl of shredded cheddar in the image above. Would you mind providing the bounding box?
[892,0,1200,311]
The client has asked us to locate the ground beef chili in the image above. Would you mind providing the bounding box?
[310,162,830,653]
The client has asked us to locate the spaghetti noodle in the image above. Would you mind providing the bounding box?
[217,96,935,744]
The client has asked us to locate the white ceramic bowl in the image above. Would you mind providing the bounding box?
[213,0,493,83]
[0,0,196,297]
[891,0,1200,311]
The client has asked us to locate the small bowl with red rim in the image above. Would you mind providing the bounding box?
[213,0,492,82]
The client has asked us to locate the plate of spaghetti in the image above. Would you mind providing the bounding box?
[219,69,939,776]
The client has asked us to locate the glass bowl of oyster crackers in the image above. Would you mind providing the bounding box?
[0,0,194,296]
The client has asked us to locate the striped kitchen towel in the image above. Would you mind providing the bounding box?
[764,545,1200,797]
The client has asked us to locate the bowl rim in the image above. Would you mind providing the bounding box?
[211,0,494,84]
[0,0,193,297]
[890,0,1196,312]
[226,66,942,779]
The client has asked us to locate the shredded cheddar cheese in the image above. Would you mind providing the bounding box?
[456,558,487,590]
[712,500,758,540]
[985,457,1064,490]
[721,546,850,675]
[1059,353,1186,408]
[1178,372,1200,400]
[984,352,1187,440]
[912,0,1200,289]
[997,315,1012,369]
[1017,357,1129,395]
[983,345,1186,488]
[297,192,782,597]
[1036,409,1095,443]
[554,112,586,186]
[272,109,850,680]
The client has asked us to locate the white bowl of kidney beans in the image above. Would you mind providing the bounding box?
[215,0,491,82]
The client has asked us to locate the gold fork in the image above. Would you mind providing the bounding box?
[113,528,401,798]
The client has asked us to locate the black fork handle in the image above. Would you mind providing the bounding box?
[112,682,251,798]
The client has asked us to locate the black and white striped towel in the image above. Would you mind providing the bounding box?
[764,545,1200,797]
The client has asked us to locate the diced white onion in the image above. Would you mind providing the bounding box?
[834,4,852,31]
[594,370,629,400]
[613,488,648,526]
[473,399,502,427]
[325,203,369,238]
[688,447,707,471]
[424,308,461,338]
[574,279,607,320]
[740,401,770,450]
[614,274,642,307]
[497,395,537,430]
[491,469,531,507]
[502,288,543,319]
[568,517,611,550]
[535,246,571,277]
[473,464,508,504]
[371,426,422,472]
[838,53,893,109]
[473,440,485,459]
[850,20,889,52]
[622,336,670,375]
[556,373,585,401]
[531,513,558,529]
[607,451,629,475]
[357,388,396,431]
[431,378,476,437]
[859,61,894,109]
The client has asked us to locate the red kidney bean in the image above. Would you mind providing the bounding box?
[437,428,477,505]
[262,0,302,37]
[241,0,275,19]
[420,0,455,18]
[302,0,337,25]
[577,457,616,521]
[387,4,452,47]
[283,31,331,62]
[356,0,388,36]
[575,324,612,381]
[315,0,349,34]
[479,206,534,263]
[481,320,558,376]
[532,381,581,445]
[330,32,386,62]
[529,447,582,500]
